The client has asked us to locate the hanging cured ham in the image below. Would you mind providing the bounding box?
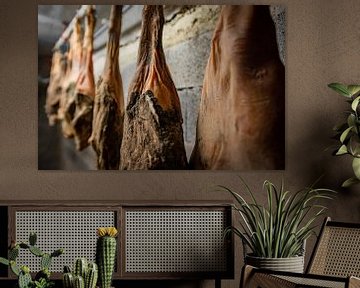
[120,5,187,170]
[89,5,124,170]
[58,17,83,138]
[72,6,96,151]
[190,5,285,170]
[45,50,67,125]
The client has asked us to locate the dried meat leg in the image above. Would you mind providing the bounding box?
[89,5,124,169]
[72,6,96,151]
[190,5,285,170]
[120,5,187,170]
[45,50,67,125]
[58,52,75,138]
[58,18,83,138]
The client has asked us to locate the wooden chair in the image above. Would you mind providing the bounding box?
[241,217,360,288]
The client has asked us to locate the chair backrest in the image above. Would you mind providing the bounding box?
[307,217,360,277]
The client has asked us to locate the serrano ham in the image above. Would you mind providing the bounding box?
[190,5,285,170]
[89,5,124,169]
[120,5,187,170]
[58,17,83,138]
[72,5,96,151]
[45,50,67,125]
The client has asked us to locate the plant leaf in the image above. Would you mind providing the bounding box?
[0,257,9,266]
[336,145,348,155]
[342,177,360,188]
[328,83,350,97]
[349,135,360,157]
[352,96,360,111]
[347,85,360,97]
[340,126,353,143]
[352,157,360,179]
[347,114,356,126]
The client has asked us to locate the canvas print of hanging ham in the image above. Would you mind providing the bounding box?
[190,5,285,170]
[41,5,285,170]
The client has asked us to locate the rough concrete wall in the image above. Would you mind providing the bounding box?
[271,6,286,64]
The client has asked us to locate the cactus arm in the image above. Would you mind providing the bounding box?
[9,246,19,260]
[64,265,72,273]
[74,258,88,279]
[41,254,52,270]
[29,232,37,246]
[51,248,64,257]
[10,260,20,276]
[85,262,98,288]
[73,275,85,288]
[63,272,74,288]
[18,271,32,288]
[19,242,30,249]
[29,246,45,257]
[0,257,9,266]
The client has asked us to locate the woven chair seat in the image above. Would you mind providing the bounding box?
[241,218,360,288]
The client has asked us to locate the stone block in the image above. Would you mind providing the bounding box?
[178,86,202,159]
[271,5,286,64]
[166,31,212,89]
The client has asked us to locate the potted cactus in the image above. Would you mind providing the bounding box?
[0,232,64,288]
[96,227,117,288]
[62,258,98,288]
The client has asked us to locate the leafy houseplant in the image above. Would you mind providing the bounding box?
[221,179,334,272]
[0,232,64,288]
[328,83,360,187]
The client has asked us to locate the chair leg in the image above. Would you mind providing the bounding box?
[240,265,255,288]
[215,278,221,288]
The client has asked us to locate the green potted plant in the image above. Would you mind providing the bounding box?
[96,227,118,288]
[220,179,334,273]
[62,258,98,288]
[328,83,360,187]
[0,232,64,288]
[62,227,118,288]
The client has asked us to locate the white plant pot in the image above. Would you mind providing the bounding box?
[245,254,305,273]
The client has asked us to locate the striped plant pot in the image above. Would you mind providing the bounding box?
[245,254,305,273]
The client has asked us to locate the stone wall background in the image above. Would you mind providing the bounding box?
[39,5,286,170]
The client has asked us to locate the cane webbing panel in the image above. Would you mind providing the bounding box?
[15,211,115,272]
[125,210,227,273]
[277,275,345,288]
[249,272,296,288]
[309,226,360,277]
